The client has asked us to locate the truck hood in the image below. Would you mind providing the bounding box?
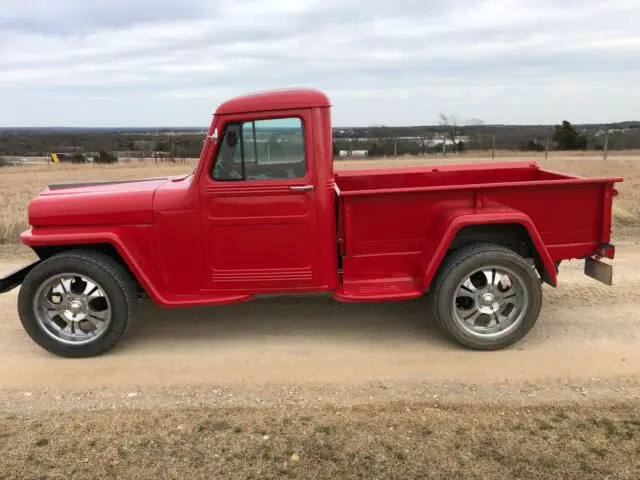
[28,176,173,227]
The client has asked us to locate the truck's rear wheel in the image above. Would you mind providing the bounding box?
[18,251,137,358]
[430,243,542,350]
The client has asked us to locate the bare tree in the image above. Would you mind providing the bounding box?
[369,125,396,157]
[438,113,459,154]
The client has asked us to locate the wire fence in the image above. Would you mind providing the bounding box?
[332,129,638,161]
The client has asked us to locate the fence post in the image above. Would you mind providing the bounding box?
[545,136,550,161]
[492,134,496,160]
[393,137,397,159]
[603,129,609,161]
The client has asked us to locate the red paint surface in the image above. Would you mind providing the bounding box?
[20,89,623,306]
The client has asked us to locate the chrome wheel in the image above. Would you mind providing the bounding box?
[33,273,112,346]
[452,265,528,339]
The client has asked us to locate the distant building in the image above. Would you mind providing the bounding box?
[339,150,368,158]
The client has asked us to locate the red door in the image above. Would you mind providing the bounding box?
[199,110,322,293]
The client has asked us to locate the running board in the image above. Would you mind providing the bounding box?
[332,279,422,303]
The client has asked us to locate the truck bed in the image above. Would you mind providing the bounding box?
[335,161,591,194]
[333,161,622,301]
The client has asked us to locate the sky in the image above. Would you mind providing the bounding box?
[1,0,639,127]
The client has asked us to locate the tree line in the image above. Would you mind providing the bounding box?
[1,120,639,162]
[334,120,640,157]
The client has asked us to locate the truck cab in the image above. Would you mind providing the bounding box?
[0,88,622,358]
[191,89,338,294]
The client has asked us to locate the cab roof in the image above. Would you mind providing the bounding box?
[215,88,331,115]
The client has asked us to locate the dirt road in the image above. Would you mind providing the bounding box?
[1,248,640,410]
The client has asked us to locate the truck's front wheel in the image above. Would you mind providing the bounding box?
[18,251,137,358]
[430,243,542,350]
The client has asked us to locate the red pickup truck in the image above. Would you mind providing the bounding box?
[0,89,622,357]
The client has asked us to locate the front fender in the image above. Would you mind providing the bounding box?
[20,226,164,302]
[421,208,557,291]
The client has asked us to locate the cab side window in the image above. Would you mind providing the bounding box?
[212,117,306,181]
[212,124,243,181]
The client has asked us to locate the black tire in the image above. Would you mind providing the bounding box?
[429,243,542,350]
[18,250,137,358]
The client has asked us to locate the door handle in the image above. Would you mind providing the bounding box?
[289,185,314,191]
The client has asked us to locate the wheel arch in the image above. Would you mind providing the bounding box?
[422,211,557,291]
[31,243,144,295]
[21,228,159,301]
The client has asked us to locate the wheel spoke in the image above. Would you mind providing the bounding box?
[461,278,479,293]
[88,312,108,323]
[482,269,494,288]
[59,278,70,294]
[491,312,502,327]
[43,298,60,311]
[462,309,481,325]
[502,289,520,301]
[68,320,76,336]
[83,279,99,297]
[455,288,475,300]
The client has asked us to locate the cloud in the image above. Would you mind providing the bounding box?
[0,0,639,126]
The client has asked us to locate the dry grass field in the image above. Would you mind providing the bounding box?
[3,401,639,479]
[1,151,639,245]
[0,161,196,245]
[2,152,640,479]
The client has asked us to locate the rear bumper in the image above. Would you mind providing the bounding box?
[596,243,616,260]
[0,261,41,294]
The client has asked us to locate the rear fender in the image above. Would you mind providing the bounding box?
[421,209,557,291]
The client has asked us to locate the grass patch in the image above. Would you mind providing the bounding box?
[551,410,569,423]
[537,420,554,431]
[315,425,334,434]
[196,419,231,433]
[1,401,639,479]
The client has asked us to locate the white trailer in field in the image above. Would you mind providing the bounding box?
[339,150,368,158]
